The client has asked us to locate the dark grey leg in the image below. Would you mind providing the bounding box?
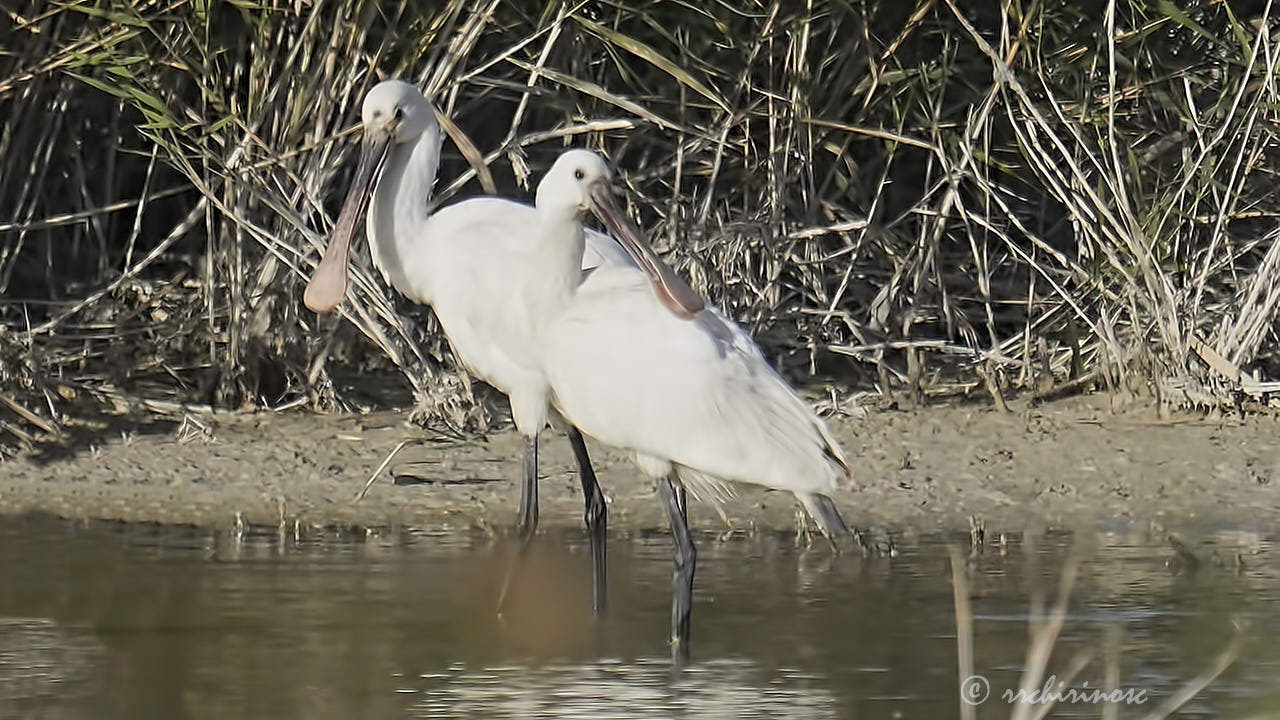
[497,434,539,614]
[567,426,607,616]
[799,492,857,553]
[813,494,850,552]
[659,474,695,665]
[517,433,539,538]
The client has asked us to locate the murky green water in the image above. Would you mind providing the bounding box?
[0,515,1277,719]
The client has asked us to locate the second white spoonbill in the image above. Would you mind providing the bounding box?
[527,149,855,662]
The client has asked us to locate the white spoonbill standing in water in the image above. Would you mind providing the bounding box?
[304,80,632,614]
[524,149,855,663]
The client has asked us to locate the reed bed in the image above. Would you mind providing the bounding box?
[3,1,1280,452]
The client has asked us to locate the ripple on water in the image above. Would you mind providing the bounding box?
[0,618,106,715]
[410,658,837,719]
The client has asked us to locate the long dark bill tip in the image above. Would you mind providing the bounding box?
[589,182,704,320]
[303,130,391,314]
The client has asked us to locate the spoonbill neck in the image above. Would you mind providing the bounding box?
[368,126,441,297]
[523,206,589,326]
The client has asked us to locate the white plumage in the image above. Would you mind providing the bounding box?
[553,269,849,489]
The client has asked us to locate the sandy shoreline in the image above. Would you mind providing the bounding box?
[2,394,1278,542]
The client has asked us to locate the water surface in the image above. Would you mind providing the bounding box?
[0,515,1276,718]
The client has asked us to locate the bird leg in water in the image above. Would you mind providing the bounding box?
[799,492,855,554]
[497,434,540,614]
[517,434,540,539]
[568,426,608,617]
[659,475,696,665]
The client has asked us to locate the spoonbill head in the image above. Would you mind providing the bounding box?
[534,149,612,220]
[361,79,439,142]
[536,150,704,321]
[303,80,439,314]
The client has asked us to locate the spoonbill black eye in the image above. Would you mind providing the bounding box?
[394,106,404,121]
[574,168,585,181]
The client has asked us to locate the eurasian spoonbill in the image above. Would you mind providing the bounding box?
[304,80,625,615]
[527,149,855,661]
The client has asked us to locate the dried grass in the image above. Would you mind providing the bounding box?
[3,1,1280,453]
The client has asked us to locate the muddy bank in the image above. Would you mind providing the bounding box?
[2,394,1277,539]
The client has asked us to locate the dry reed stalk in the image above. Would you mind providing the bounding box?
[950,537,1244,719]
[2,1,1280,443]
